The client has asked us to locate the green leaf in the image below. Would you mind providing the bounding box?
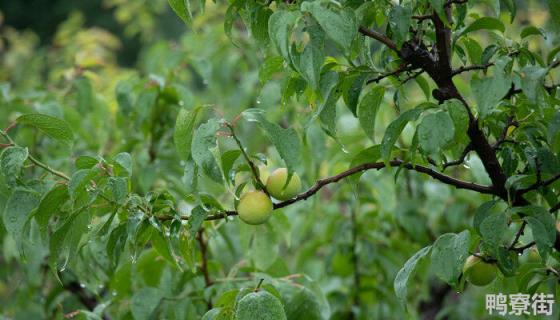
[458,17,505,38]
[520,66,547,102]
[113,152,132,177]
[547,0,560,29]
[479,212,507,256]
[521,26,545,39]
[242,109,301,176]
[471,57,512,118]
[462,37,483,65]
[250,224,280,270]
[49,210,90,281]
[415,75,431,100]
[349,145,381,184]
[35,184,69,231]
[430,231,471,286]
[473,200,499,235]
[284,287,322,320]
[109,177,128,205]
[151,231,178,267]
[69,169,97,202]
[316,71,340,137]
[75,155,99,169]
[388,5,412,46]
[0,146,28,186]
[268,10,300,68]
[381,107,424,162]
[182,159,198,193]
[259,56,285,84]
[417,111,455,157]
[3,188,41,254]
[131,287,163,320]
[394,245,431,309]
[357,87,385,142]
[174,106,202,160]
[16,113,74,146]
[188,206,208,239]
[168,0,191,24]
[341,71,368,116]
[301,0,358,51]
[192,118,223,183]
[446,99,469,143]
[107,223,128,267]
[429,0,449,26]
[496,246,518,277]
[293,22,325,90]
[221,150,241,185]
[524,206,556,261]
[251,6,273,45]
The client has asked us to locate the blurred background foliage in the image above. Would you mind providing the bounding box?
[0,0,559,319]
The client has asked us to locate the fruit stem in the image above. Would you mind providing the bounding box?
[254,278,264,292]
[225,122,269,195]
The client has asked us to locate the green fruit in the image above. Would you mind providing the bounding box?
[201,308,222,320]
[463,255,497,286]
[237,191,273,225]
[527,249,541,263]
[257,165,269,183]
[266,168,301,201]
[235,291,287,320]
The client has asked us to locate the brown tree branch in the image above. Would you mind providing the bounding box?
[366,65,414,85]
[442,143,473,171]
[196,229,213,310]
[516,173,560,196]
[358,26,399,52]
[160,159,494,222]
[275,159,495,209]
[451,63,493,76]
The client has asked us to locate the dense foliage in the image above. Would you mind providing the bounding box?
[1,0,560,319]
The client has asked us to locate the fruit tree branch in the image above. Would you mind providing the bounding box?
[451,63,494,76]
[274,159,495,209]
[516,173,560,196]
[358,26,399,52]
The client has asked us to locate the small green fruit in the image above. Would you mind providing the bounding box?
[235,291,287,320]
[257,165,269,183]
[463,255,497,286]
[266,168,301,200]
[528,249,541,263]
[237,191,273,225]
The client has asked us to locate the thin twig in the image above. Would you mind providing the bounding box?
[442,143,472,171]
[512,241,536,253]
[196,229,213,309]
[28,154,71,181]
[412,14,432,22]
[1,130,71,181]
[509,221,527,250]
[451,63,493,76]
[517,173,560,196]
[226,122,268,193]
[366,65,413,85]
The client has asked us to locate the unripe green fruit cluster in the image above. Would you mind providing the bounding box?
[463,255,498,286]
[236,167,301,225]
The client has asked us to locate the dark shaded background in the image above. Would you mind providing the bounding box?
[0,0,182,66]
